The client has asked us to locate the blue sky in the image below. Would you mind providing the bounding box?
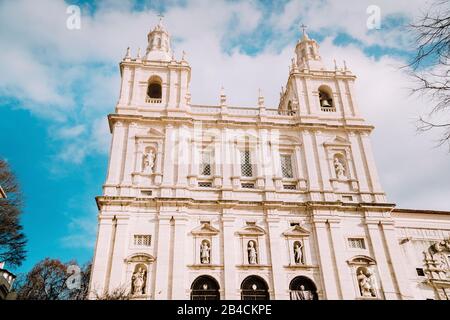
[1,0,448,275]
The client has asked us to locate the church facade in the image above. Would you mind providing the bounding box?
[88,20,450,300]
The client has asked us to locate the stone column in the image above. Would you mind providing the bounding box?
[360,133,385,201]
[301,130,321,200]
[365,220,398,299]
[167,67,178,109]
[222,213,238,299]
[380,222,414,299]
[335,79,352,117]
[104,122,127,196]
[266,212,288,299]
[261,130,275,190]
[348,132,371,200]
[130,67,141,106]
[107,216,129,292]
[89,216,115,298]
[118,67,132,105]
[221,129,232,189]
[213,137,222,187]
[314,131,334,201]
[171,214,188,299]
[312,216,339,299]
[176,125,189,188]
[154,215,172,300]
[328,218,354,299]
[255,130,265,188]
[161,124,175,194]
[121,122,138,196]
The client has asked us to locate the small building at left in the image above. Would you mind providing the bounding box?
[0,186,17,300]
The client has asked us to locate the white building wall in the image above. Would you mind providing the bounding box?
[88,22,450,300]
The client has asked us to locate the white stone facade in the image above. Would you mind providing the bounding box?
[88,20,450,300]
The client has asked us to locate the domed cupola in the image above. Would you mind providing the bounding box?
[295,27,324,70]
[145,17,172,62]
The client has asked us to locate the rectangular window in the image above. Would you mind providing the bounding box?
[240,149,253,177]
[134,235,151,247]
[416,268,425,277]
[199,151,212,176]
[198,181,212,188]
[280,154,293,178]
[348,238,365,249]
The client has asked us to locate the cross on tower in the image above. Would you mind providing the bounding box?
[300,23,307,36]
[157,12,164,24]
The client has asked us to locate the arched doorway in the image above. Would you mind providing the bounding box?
[289,276,318,300]
[241,275,270,300]
[190,275,220,300]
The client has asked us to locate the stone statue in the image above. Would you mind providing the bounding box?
[299,285,313,300]
[294,242,304,264]
[142,149,155,174]
[200,241,210,264]
[248,241,258,264]
[132,267,146,295]
[357,269,376,297]
[334,157,346,179]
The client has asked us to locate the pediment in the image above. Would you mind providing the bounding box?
[147,128,164,137]
[237,225,266,236]
[347,255,376,266]
[283,225,310,237]
[124,253,155,263]
[191,223,220,236]
[324,135,350,147]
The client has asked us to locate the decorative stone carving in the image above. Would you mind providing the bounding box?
[248,241,258,264]
[294,241,304,264]
[424,238,450,283]
[200,240,210,264]
[334,156,346,179]
[142,149,156,174]
[357,267,376,297]
[131,266,147,295]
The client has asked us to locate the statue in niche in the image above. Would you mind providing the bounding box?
[294,241,304,264]
[248,241,258,264]
[357,268,376,297]
[298,285,314,300]
[131,266,147,295]
[200,241,210,264]
[334,156,346,179]
[142,149,156,174]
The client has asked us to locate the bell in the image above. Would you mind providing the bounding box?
[320,99,331,107]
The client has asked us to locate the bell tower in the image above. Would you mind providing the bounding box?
[116,17,191,116]
[278,27,365,127]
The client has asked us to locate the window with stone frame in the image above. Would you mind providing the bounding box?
[240,149,253,177]
[280,154,294,178]
[134,235,151,247]
[199,150,212,176]
[348,238,366,249]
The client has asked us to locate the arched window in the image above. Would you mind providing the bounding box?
[289,276,318,300]
[241,275,269,300]
[318,85,335,112]
[190,275,220,300]
[146,76,162,103]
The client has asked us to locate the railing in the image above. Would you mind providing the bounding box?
[277,110,297,116]
[321,106,336,112]
[145,97,162,104]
